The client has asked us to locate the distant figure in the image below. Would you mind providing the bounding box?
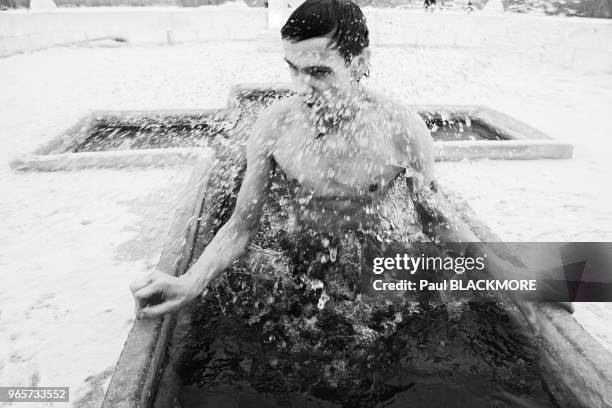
[424,0,437,11]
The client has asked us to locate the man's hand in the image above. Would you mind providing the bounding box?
[129,271,201,319]
[127,107,273,319]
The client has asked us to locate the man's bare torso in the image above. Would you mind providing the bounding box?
[256,91,426,233]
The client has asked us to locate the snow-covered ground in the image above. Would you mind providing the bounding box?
[0,167,193,407]
[0,13,611,406]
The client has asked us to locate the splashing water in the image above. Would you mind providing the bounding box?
[64,89,567,407]
[168,162,563,408]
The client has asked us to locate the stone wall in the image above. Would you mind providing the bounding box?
[0,7,268,56]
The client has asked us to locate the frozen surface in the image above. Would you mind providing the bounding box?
[0,21,611,406]
[0,167,193,407]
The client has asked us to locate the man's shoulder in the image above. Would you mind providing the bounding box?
[248,97,299,155]
[365,89,429,140]
[258,96,300,121]
[252,97,299,135]
[365,89,419,119]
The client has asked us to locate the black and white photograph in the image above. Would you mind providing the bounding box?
[1,0,611,406]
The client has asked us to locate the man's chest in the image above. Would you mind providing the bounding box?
[272,118,406,191]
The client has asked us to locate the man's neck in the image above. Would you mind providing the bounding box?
[300,84,370,138]
[309,85,368,116]
[334,83,368,110]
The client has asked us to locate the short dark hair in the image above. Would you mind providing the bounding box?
[280,0,369,64]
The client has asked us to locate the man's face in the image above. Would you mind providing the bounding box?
[282,37,354,107]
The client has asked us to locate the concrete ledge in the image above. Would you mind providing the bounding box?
[10,147,207,171]
[435,140,573,161]
[532,303,612,407]
[101,152,214,408]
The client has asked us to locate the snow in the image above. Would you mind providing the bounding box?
[0,167,193,406]
[0,13,611,406]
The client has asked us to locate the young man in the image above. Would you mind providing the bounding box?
[130,0,568,317]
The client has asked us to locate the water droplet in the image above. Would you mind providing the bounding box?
[329,247,337,263]
[317,290,330,310]
[310,279,324,290]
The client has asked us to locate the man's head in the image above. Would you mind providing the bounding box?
[281,0,370,104]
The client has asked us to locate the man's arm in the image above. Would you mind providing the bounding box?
[399,111,528,272]
[182,119,274,291]
[401,112,573,311]
[400,111,479,244]
[129,113,275,318]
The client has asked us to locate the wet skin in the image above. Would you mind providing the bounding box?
[267,93,429,233]
[129,36,571,317]
[257,37,435,233]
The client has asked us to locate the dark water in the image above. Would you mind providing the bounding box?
[71,110,238,152]
[161,158,562,408]
[422,117,505,142]
[66,93,502,153]
[176,299,555,408]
